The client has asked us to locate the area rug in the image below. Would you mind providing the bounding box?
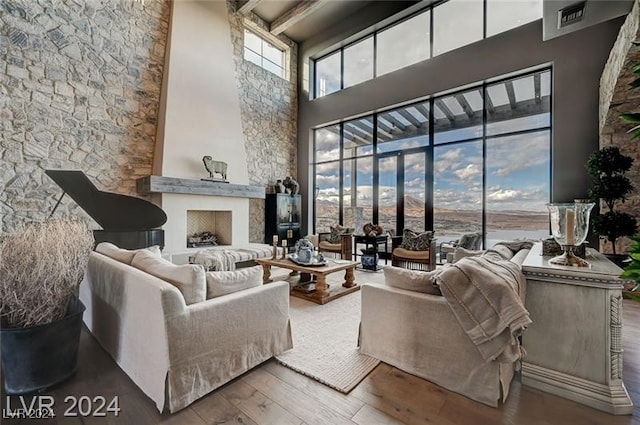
[275,291,380,393]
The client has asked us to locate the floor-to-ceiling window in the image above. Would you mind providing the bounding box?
[312,67,551,244]
[376,101,430,233]
[314,125,341,232]
[484,71,551,244]
[343,116,374,231]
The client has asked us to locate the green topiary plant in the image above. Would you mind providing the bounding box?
[621,236,640,291]
[587,146,637,256]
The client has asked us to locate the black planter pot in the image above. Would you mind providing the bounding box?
[606,254,631,269]
[1,296,85,395]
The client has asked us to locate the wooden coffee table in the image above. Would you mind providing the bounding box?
[256,257,359,305]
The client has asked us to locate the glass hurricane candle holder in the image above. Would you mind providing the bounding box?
[546,200,595,267]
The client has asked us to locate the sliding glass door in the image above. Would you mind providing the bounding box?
[403,152,427,233]
[377,151,428,235]
[377,155,398,232]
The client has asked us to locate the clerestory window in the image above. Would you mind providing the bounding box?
[312,0,542,99]
[244,29,285,79]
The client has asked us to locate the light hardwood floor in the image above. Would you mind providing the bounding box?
[3,267,640,425]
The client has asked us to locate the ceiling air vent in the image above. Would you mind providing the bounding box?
[544,0,632,41]
[558,2,586,28]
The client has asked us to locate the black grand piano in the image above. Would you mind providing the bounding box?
[46,170,167,249]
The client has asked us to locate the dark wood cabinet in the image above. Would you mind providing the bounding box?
[265,194,301,247]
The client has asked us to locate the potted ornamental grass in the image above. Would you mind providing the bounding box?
[0,220,94,394]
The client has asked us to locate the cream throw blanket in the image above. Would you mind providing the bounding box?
[436,255,531,363]
[192,250,236,271]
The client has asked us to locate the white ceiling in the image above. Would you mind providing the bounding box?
[250,0,374,42]
[246,0,417,42]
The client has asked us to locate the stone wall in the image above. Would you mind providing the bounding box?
[600,0,640,254]
[0,0,170,233]
[227,1,298,243]
[0,0,299,244]
[600,0,640,133]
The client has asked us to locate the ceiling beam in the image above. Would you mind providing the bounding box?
[505,81,517,109]
[434,96,550,132]
[344,123,373,142]
[348,119,375,135]
[343,128,371,145]
[380,112,407,131]
[398,109,423,127]
[534,74,541,104]
[377,126,428,143]
[414,104,430,121]
[371,118,394,140]
[375,117,393,133]
[271,0,327,36]
[237,0,262,14]
[434,99,455,122]
[483,89,495,114]
[454,94,475,120]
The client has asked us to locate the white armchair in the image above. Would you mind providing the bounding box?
[360,243,531,407]
[439,231,482,263]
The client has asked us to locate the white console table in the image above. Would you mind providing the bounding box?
[521,243,633,415]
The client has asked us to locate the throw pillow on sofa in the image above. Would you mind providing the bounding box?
[384,266,442,295]
[328,224,349,244]
[131,250,206,305]
[399,229,433,251]
[205,265,263,299]
[95,242,161,265]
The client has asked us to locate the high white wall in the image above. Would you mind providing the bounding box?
[156,0,248,184]
[154,0,251,251]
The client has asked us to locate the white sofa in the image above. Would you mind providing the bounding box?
[359,242,531,407]
[80,250,293,413]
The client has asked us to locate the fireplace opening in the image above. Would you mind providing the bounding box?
[186,210,232,248]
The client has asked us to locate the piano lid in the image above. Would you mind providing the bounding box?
[45,170,167,231]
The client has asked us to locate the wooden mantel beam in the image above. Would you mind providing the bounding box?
[237,0,262,14]
[270,0,327,36]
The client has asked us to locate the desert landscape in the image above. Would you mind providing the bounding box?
[316,195,549,240]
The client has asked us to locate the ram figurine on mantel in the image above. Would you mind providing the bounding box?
[202,155,228,183]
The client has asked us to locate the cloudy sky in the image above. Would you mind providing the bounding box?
[433,128,550,212]
[316,121,550,213]
[316,112,550,215]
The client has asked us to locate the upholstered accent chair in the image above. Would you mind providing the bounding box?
[440,232,483,264]
[391,229,436,271]
[360,241,533,408]
[316,225,353,260]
